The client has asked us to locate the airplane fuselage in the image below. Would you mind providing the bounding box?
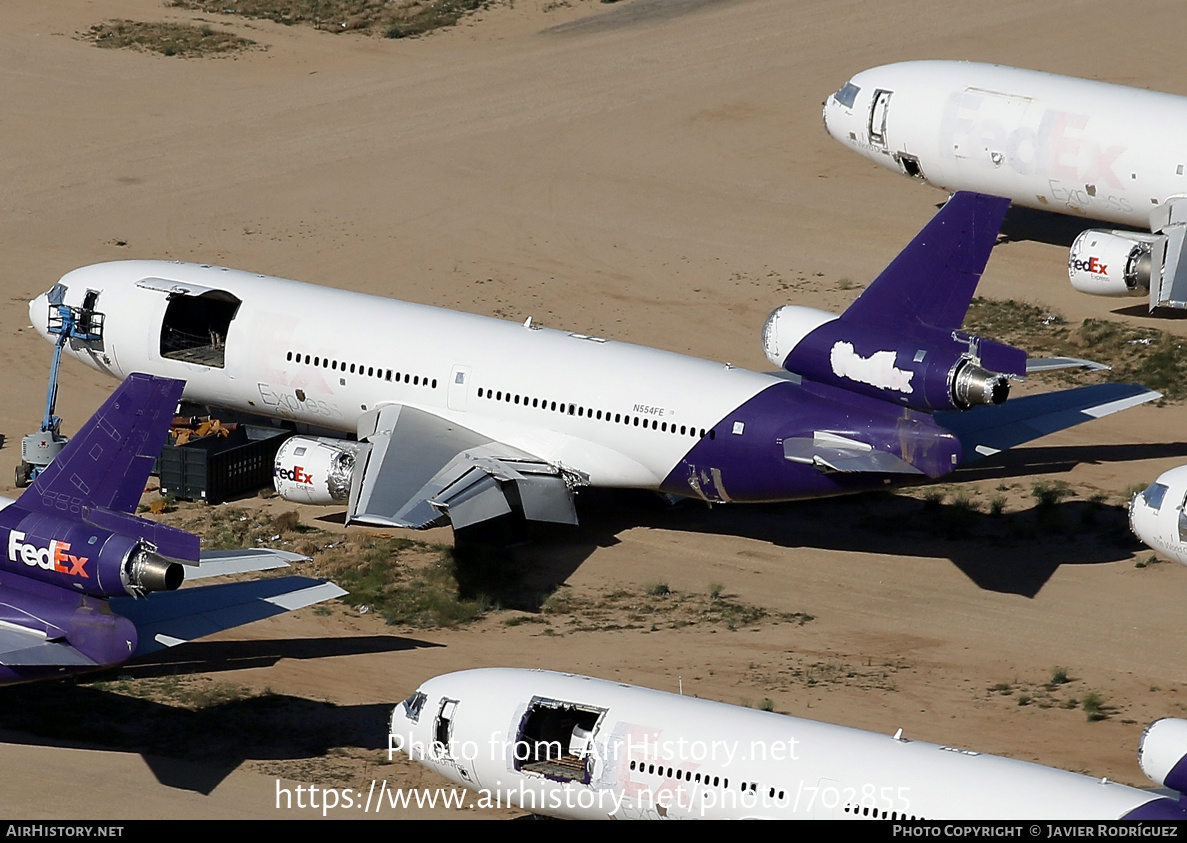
[33,261,962,506]
[390,668,1187,820]
[823,60,1187,226]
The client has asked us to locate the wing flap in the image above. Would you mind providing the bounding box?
[348,404,578,529]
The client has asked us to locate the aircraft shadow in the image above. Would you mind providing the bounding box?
[116,634,442,681]
[480,441,1184,603]
[0,682,391,794]
[1110,303,1187,321]
[995,205,1134,248]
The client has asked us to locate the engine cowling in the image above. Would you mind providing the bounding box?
[1139,718,1187,793]
[5,522,183,598]
[273,436,360,506]
[762,305,1024,412]
[1068,229,1155,297]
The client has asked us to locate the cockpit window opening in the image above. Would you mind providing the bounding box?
[1142,483,1169,510]
[834,82,860,108]
[402,691,427,723]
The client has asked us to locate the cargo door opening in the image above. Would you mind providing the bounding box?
[160,291,241,368]
[514,697,606,784]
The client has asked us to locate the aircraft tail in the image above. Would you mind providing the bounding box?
[24,373,199,562]
[27,373,183,515]
[841,192,1011,331]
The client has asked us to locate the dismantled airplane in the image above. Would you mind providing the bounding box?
[390,667,1187,819]
[1130,465,1187,565]
[823,60,1187,310]
[31,193,1158,532]
[0,372,344,685]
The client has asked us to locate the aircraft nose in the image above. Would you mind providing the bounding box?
[28,291,49,342]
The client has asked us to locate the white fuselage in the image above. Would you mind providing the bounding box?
[390,668,1178,820]
[32,261,782,494]
[1130,465,1187,565]
[823,60,1187,228]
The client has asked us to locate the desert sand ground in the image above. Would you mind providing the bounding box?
[4,0,1187,820]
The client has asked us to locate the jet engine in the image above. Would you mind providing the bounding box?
[1068,230,1155,297]
[761,305,1024,412]
[1139,718,1187,793]
[273,436,360,506]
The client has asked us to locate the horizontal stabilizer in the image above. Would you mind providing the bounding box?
[935,383,1161,459]
[1025,357,1111,373]
[111,577,346,657]
[0,627,97,667]
[185,548,309,580]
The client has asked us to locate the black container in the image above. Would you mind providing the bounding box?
[156,425,290,504]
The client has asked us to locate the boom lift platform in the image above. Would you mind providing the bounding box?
[17,283,104,487]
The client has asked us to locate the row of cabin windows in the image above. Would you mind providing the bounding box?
[843,803,923,820]
[630,759,727,789]
[631,760,925,819]
[286,351,438,390]
[476,387,716,440]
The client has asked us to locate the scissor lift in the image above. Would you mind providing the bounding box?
[17,284,104,487]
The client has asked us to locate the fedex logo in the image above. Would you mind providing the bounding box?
[1069,256,1108,275]
[8,531,89,577]
[275,466,315,485]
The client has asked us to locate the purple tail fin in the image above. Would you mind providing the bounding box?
[842,192,1011,331]
[26,374,185,516]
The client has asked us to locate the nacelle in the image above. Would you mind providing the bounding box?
[273,436,360,506]
[1139,718,1187,793]
[1068,230,1154,297]
[4,524,182,599]
[762,305,1023,412]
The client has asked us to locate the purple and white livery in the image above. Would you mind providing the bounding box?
[31,194,1158,532]
[823,61,1187,311]
[391,668,1187,820]
[0,373,343,685]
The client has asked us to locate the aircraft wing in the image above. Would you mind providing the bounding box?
[110,577,346,657]
[934,382,1161,459]
[348,404,580,529]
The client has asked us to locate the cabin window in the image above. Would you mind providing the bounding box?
[159,290,241,368]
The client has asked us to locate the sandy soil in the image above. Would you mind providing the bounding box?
[3,0,1187,820]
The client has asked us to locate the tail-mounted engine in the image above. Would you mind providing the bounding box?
[762,305,1025,412]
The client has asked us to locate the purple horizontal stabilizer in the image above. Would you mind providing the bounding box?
[112,576,345,656]
[935,382,1160,459]
[842,192,1010,331]
[26,373,185,517]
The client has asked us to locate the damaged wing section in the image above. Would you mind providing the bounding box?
[347,404,583,529]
